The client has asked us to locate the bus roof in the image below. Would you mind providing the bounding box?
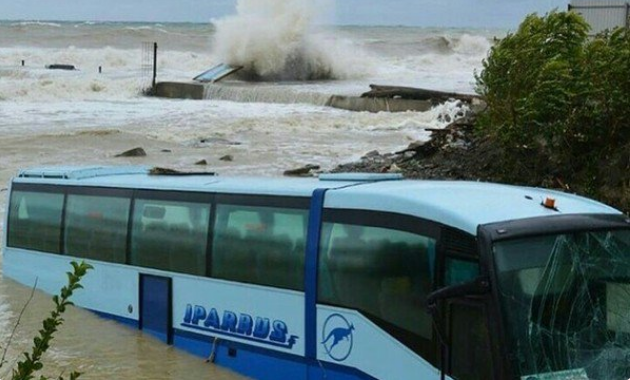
[13,166,622,235]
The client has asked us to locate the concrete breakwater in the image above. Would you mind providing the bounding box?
[153,81,437,113]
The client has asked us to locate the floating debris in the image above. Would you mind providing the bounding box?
[45,64,77,71]
[149,167,216,176]
[193,63,243,83]
[283,164,320,177]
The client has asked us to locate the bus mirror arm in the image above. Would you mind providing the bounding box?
[426,276,490,311]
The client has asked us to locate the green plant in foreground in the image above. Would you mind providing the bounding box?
[10,261,93,380]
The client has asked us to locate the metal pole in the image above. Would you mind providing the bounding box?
[152,42,158,89]
[626,2,629,29]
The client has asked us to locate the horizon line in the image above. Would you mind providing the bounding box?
[0,18,510,30]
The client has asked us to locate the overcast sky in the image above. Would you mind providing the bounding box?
[0,0,569,28]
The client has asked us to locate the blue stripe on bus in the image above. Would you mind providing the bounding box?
[88,308,378,380]
[173,328,378,380]
[305,188,328,360]
[90,310,139,329]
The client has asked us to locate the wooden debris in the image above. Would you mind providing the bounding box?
[149,167,216,176]
[361,84,480,103]
[283,164,320,177]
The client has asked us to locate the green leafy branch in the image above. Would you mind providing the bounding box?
[6,261,93,380]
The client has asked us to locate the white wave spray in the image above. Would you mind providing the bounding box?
[212,0,374,81]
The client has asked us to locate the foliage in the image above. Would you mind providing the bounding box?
[475,11,630,207]
[1,261,93,380]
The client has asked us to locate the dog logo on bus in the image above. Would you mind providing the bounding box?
[321,313,354,362]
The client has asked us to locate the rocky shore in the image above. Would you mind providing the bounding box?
[332,113,630,214]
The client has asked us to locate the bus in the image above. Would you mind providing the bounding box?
[3,166,630,380]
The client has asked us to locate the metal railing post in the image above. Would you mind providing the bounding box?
[152,42,158,90]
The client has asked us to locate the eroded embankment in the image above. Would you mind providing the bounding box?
[333,115,630,213]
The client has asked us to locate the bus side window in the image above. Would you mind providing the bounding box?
[212,206,263,284]
[445,258,480,286]
[318,221,436,361]
[8,190,64,254]
[130,199,210,275]
[211,204,308,291]
[64,194,130,264]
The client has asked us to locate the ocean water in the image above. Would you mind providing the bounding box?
[0,16,500,379]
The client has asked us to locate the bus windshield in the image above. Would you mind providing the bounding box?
[494,229,630,380]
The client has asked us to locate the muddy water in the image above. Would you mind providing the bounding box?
[0,254,246,379]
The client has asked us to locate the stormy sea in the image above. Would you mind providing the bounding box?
[0,1,502,377]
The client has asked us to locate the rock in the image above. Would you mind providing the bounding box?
[115,147,146,157]
[283,164,320,177]
[406,140,426,151]
[388,163,402,173]
[219,155,234,162]
[45,64,76,70]
[195,159,208,165]
[161,149,172,153]
[362,150,380,159]
[438,113,452,123]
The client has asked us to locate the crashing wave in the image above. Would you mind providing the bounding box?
[212,0,373,81]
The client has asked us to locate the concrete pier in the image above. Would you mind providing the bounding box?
[155,81,205,100]
[325,95,432,113]
[154,81,435,113]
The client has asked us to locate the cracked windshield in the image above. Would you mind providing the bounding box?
[495,229,630,380]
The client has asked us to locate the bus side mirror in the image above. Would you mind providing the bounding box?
[426,276,490,313]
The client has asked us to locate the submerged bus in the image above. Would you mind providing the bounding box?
[3,166,630,380]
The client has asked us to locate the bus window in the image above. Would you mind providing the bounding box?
[494,230,630,379]
[211,204,308,290]
[446,258,480,286]
[64,194,130,263]
[318,222,436,359]
[8,190,64,254]
[131,199,210,275]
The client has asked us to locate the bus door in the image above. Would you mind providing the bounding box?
[445,298,494,380]
[438,244,495,380]
[139,274,173,344]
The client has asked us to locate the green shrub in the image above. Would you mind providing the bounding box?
[475,11,630,207]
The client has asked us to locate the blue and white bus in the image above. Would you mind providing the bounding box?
[3,166,630,380]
